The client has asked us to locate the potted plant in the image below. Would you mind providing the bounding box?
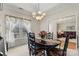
[39,31,47,39]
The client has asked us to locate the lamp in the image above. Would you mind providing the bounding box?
[32,3,46,21]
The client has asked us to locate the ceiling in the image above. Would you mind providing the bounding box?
[10,3,59,13]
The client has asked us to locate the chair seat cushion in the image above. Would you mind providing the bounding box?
[32,48,45,56]
[36,48,44,52]
[48,48,66,56]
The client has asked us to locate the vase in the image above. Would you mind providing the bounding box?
[41,36,46,40]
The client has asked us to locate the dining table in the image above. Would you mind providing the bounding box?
[35,38,61,56]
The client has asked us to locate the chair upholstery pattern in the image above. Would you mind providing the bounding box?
[46,32,53,39]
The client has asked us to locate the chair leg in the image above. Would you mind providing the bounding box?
[44,50,46,56]
[59,43,61,49]
[29,48,31,56]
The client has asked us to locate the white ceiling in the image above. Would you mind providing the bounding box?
[11,3,59,12]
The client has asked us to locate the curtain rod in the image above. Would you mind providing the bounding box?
[5,15,31,21]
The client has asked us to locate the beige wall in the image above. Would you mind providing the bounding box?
[31,19,40,34]
[0,6,41,36]
[57,16,76,32]
[77,14,79,47]
[40,4,79,39]
[0,5,40,54]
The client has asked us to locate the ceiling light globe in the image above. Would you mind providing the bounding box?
[41,16,44,18]
[36,16,41,20]
[38,11,42,14]
[42,13,46,16]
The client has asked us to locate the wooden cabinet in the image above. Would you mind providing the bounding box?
[57,31,76,39]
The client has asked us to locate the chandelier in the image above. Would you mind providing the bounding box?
[32,3,46,21]
[32,11,46,21]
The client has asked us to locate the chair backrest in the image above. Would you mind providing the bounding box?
[0,52,3,56]
[62,34,70,56]
[28,32,36,46]
[28,32,35,41]
[27,32,36,55]
[47,32,53,39]
[0,36,5,56]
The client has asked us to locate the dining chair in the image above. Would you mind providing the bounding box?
[27,32,45,56]
[0,36,4,56]
[48,34,70,56]
[0,52,4,56]
[46,32,53,39]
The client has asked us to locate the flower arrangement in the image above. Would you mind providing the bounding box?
[39,31,47,39]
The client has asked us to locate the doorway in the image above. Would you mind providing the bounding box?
[57,15,77,49]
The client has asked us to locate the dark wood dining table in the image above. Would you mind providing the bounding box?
[35,39,61,56]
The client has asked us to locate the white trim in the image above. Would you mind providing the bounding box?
[75,14,78,50]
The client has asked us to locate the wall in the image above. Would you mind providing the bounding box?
[0,4,40,55]
[31,19,40,34]
[40,4,79,39]
[0,5,41,36]
[57,16,76,32]
[77,14,79,47]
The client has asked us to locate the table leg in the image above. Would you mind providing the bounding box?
[45,47,49,56]
[46,48,50,56]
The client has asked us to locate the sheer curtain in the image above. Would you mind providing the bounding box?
[23,19,31,33]
[6,16,16,48]
[6,16,31,48]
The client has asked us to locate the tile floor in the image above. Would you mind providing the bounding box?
[7,45,29,56]
[7,44,79,56]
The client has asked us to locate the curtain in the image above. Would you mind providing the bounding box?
[5,16,31,48]
[6,16,15,43]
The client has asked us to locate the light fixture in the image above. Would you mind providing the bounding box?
[32,4,46,21]
[32,11,46,21]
